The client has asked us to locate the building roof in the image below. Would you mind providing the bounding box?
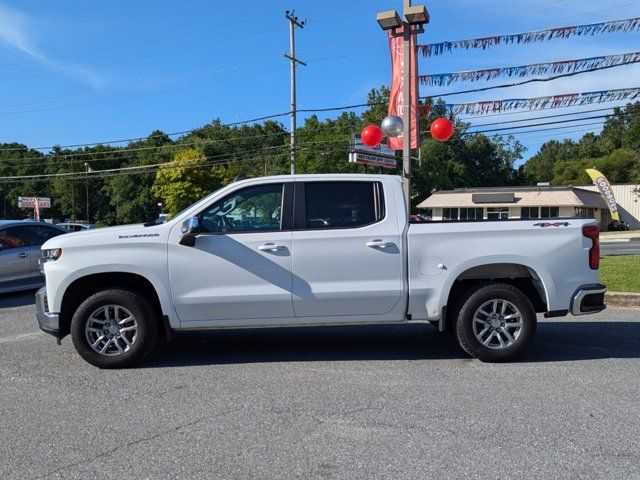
[417,186,607,209]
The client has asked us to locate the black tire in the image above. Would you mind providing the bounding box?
[71,288,159,368]
[454,283,537,362]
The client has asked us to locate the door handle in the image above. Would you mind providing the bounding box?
[366,240,395,249]
[17,252,28,258]
[258,243,286,252]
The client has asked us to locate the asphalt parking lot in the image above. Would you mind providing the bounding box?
[1,292,639,480]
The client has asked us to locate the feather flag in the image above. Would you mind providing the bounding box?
[431,87,640,116]
[419,52,640,87]
[419,17,640,57]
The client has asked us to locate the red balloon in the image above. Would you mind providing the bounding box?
[430,117,454,142]
[361,125,383,147]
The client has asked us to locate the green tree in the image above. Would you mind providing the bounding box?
[522,102,640,186]
[152,148,223,217]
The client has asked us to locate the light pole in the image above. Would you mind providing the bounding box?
[377,2,429,212]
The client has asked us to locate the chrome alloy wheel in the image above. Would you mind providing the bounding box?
[472,299,523,350]
[84,305,138,356]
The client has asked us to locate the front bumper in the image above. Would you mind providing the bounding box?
[35,286,61,339]
[571,284,607,316]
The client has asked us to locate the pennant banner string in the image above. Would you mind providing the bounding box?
[418,17,640,57]
[419,52,640,87]
[422,87,640,116]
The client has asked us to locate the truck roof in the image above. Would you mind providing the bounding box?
[232,173,402,184]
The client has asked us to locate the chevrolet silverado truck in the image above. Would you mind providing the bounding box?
[36,174,606,368]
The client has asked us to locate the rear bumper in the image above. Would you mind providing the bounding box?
[35,286,61,338]
[571,284,606,316]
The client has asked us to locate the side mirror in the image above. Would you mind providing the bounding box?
[179,217,201,247]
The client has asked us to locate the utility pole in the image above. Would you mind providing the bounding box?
[284,10,306,175]
[71,159,76,221]
[84,162,92,222]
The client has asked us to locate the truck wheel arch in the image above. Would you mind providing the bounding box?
[58,272,167,339]
[443,263,550,328]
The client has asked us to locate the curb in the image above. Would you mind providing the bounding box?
[605,292,640,309]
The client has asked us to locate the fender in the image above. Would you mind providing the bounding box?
[50,263,180,329]
[434,254,554,317]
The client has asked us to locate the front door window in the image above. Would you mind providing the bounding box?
[201,184,283,234]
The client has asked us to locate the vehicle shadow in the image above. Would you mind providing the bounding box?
[0,290,37,309]
[142,320,640,368]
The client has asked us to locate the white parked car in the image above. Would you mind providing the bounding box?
[57,222,97,232]
[36,175,605,368]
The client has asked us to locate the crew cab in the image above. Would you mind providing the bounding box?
[36,174,606,368]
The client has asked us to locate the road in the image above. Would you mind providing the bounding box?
[601,238,640,256]
[1,292,639,480]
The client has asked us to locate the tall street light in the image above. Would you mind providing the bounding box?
[377,1,429,213]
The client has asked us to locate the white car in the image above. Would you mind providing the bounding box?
[57,222,96,232]
[36,174,605,368]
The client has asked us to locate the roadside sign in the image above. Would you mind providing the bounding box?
[349,135,397,169]
[18,197,51,208]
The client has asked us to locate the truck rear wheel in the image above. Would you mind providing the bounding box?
[454,283,536,362]
[70,288,159,368]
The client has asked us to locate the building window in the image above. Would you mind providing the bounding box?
[460,207,484,220]
[541,206,559,218]
[575,207,595,218]
[521,207,540,219]
[487,207,509,220]
[443,208,459,220]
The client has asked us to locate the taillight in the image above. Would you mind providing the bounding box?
[583,225,600,270]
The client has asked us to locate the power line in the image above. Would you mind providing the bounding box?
[419,51,640,87]
[0,140,354,183]
[463,120,607,136]
[464,113,614,134]
[0,71,636,154]
[0,65,290,117]
[428,61,640,98]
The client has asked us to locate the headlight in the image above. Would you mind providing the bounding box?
[39,249,62,275]
[42,248,63,261]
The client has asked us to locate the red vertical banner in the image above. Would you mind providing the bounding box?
[387,26,419,151]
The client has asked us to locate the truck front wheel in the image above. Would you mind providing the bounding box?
[70,288,159,368]
[454,283,537,362]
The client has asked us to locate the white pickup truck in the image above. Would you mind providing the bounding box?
[36,174,606,368]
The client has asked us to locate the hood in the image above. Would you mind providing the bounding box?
[43,223,168,249]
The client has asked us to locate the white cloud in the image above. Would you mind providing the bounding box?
[0,3,42,59]
[0,3,102,87]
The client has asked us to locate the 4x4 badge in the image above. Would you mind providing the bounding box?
[533,222,570,227]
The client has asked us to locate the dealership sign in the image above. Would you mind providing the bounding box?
[18,196,51,208]
[349,135,397,169]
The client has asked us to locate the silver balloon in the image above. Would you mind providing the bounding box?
[381,115,404,137]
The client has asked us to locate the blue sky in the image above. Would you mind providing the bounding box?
[0,0,638,164]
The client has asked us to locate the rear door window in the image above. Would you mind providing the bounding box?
[299,181,384,230]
